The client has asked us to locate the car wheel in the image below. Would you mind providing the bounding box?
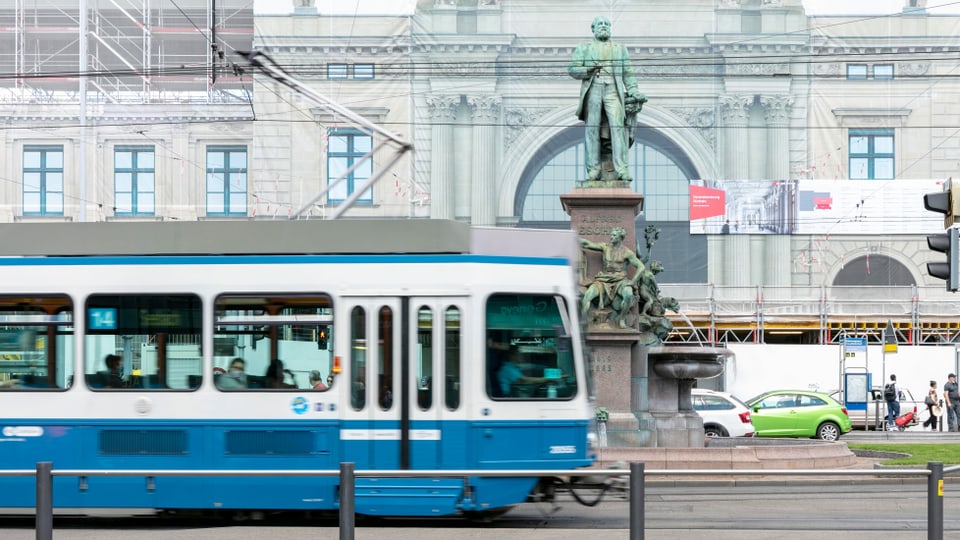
[816,421,840,441]
[704,424,728,438]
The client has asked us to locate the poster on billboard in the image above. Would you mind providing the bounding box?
[689,179,946,235]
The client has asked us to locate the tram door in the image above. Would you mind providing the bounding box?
[407,297,466,470]
[341,296,465,471]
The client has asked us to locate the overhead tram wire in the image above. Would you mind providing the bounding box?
[12,37,960,82]
[10,1,960,86]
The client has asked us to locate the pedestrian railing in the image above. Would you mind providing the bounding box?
[3,461,956,540]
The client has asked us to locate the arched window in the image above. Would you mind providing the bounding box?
[832,255,915,287]
[513,126,707,283]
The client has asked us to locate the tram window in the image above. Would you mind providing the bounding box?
[351,306,366,410]
[485,294,578,400]
[378,306,394,411]
[85,294,202,391]
[416,306,433,411]
[445,306,461,410]
[0,295,73,391]
[214,294,334,392]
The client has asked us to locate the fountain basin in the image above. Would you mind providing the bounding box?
[648,346,730,380]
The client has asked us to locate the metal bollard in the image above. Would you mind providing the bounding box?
[629,461,644,540]
[339,462,355,540]
[928,461,943,540]
[36,461,53,540]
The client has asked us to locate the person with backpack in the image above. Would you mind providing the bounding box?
[884,374,900,430]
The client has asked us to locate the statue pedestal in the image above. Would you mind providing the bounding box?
[562,187,647,446]
[560,188,644,251]
[589,331,653,447]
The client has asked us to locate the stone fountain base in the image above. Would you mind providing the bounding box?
[641,346,732,448]
[591,438,858,470]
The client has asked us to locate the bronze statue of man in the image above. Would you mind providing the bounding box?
[569,16,645,183]
[580,226,645,329]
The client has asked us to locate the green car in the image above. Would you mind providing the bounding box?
[746,390,853,441]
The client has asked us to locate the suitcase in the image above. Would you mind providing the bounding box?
[895,411,915,431]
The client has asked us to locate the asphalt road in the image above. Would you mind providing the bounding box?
[0,480,956,539]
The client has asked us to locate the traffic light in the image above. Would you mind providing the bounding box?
[317,325,329,350]
[925,179,960,292]
[924,178,960,228]
[927,228,959,292]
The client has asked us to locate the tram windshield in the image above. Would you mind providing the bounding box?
[485,293,578,400]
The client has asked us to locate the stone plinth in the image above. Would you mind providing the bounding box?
[560,188,644,251]
[590,332,651,447]
[563,187,646,447]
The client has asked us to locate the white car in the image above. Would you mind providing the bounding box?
[692,388,755,437]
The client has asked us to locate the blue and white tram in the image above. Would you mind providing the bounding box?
[0,220,595,517]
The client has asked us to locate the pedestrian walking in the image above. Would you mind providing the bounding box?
[923,380,941,431]
[884,374,900,429]
[945,373,960,432]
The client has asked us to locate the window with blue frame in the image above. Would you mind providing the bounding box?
[353,64,375,80]
[849,130,894,180]
[23,145,64,216]
[327,129,373,204]
[846,64,868,80]
[327,64,348,79]
[206,146,247,216]
[114,146,155,216]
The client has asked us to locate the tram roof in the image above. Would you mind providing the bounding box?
[0,220,577,261]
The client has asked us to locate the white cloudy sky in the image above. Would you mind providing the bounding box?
[253,0,960,15]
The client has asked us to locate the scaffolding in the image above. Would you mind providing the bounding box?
[0,0,252,104]
[662,284,960,346]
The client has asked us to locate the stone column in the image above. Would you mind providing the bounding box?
[426,95,459,220]
[760,95,793,180]
[761,94,795,288]
[720,95,753,287]
[467,95,500,226]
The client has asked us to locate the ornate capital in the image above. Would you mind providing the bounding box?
[467,95,502,122]
[425,94,459,122]
[760,95,794,125]
[719,95,753,124]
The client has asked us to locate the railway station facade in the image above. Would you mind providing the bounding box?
[2,0,960,346]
